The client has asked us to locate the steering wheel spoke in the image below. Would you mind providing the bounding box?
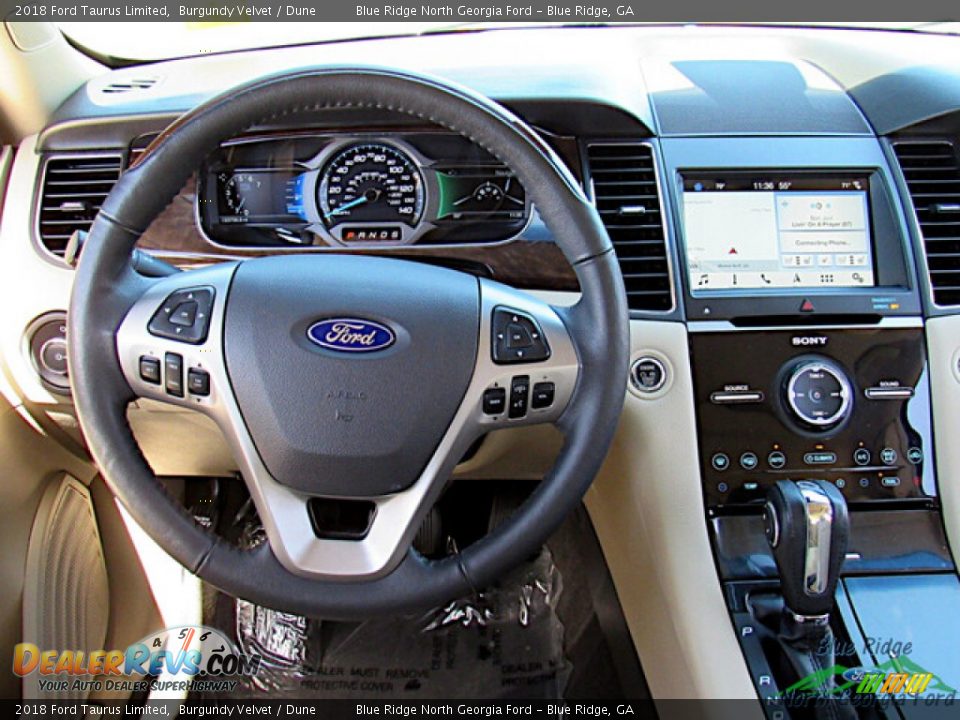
[117,266,579,580]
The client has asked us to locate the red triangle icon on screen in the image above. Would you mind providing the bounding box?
[800,299,815,312]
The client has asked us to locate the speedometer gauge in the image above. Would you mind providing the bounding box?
[318,143,425,229]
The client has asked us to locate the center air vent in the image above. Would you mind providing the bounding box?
[893,140,960,306]
[586,142,672,312]
[37,156,122,257]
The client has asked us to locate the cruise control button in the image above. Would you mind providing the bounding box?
[492,308,550,364]
[164,352,183,397]
[187,368,210,397]
[711,453,730,472]
[482,387,506,415]
[531,382,555,409]
[139,356,161,384]
[740,452,759,470]
[508,376,530,419]
[853,448,871,466]
[880,447,898,465]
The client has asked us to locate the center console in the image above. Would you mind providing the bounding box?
[659,136,960,717]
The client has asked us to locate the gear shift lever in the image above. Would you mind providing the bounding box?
[763,480,855,715]
[764,479,849,619]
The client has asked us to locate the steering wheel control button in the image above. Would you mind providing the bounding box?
[482,387,507,415]
[169,301,198,327]
[138,356,161,385]
[187,368,211,397]
[508,375,530,419]
[853,448,871,466]
[531,382,556,410]
[164,352,184,397]
[785,359,852,430]
[148,286,215,345]
[631,357,667,393]
[804,451,837,466]
[492,307,550,364]
[907,447,923,465]
[711,453,730,471]
[880,447,898,466]
[740,452,759,470]
[767,451,787,469]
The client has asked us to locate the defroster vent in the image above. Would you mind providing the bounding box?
[893,140,960,306]
[37,156,122,257]
[586,142,672,312]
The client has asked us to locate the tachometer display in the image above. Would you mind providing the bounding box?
[318,143,425,229]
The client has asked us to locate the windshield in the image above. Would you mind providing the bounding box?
[60,22,959,64]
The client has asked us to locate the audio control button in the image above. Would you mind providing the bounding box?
[785,359,852,430]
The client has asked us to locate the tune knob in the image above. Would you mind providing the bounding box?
[784,358,853,430]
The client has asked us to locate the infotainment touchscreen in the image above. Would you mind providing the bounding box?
[681,173,875,291]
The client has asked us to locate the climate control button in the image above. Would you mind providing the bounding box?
[785,359,852,429]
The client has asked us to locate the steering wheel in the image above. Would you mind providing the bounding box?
[68,67,629,619]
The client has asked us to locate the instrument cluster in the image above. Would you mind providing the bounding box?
[198,132,530,248]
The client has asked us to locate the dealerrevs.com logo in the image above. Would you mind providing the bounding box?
[13,625,261,694]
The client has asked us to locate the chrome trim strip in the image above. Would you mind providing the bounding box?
[687,316,923,333]
[796,480,834,596]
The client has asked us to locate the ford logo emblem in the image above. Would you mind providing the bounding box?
[307,318,396,353]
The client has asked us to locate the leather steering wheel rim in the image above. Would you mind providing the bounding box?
[68,67,629,619]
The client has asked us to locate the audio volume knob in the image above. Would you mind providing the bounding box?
[784,358,853,430]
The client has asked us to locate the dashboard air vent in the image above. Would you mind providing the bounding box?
[102,77,158,95]
[893,140,960,306]
[37,156,122,257]
[586,142,672,312]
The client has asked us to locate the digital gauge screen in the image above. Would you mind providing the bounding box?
[682,172,875,292]
[216,170,305,225]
